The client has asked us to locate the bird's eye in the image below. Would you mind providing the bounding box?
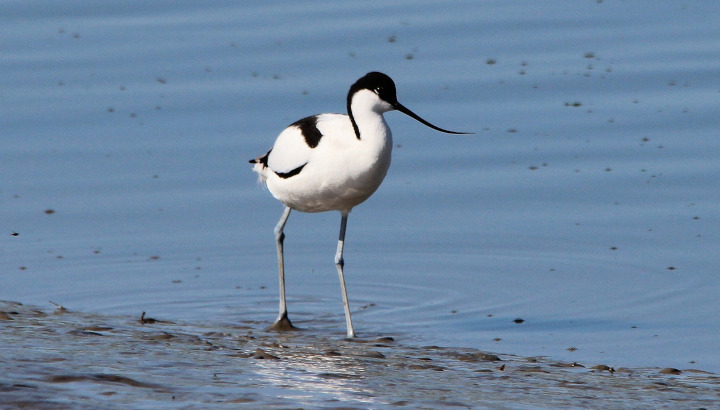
[374,87,382,94]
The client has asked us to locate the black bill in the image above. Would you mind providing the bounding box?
[395,102,471,134]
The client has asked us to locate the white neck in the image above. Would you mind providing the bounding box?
[349,89,394,144]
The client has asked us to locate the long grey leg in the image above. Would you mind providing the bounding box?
[267,206,294,331]
[335,212,356,338]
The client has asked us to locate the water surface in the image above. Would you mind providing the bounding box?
[3,1,720,406]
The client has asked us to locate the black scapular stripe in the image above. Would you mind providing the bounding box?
[291,116,323,148]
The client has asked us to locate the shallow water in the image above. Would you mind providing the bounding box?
[3,0,720,406]
[2,301,719,408]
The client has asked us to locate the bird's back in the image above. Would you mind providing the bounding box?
[254,112,392,213]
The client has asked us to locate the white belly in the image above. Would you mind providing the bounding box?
[266,142,392,213]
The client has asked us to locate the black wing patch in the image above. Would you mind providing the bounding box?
[251,116,319,178]
[250,148,305,178]
[275,163,306,179]
[291,116,323,148]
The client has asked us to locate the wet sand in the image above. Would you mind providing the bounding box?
[2,301,717,408]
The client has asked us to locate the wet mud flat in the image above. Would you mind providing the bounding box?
[1,301,718,409]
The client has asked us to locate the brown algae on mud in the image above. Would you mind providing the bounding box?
[1,301,718,408]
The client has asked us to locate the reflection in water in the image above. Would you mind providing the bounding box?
[250,345,377,406]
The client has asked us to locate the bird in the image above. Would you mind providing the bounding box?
[250,71,469,338]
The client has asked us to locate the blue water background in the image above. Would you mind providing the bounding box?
[3,1,719,372]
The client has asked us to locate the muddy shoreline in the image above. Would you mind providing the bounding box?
[1,300,717,408]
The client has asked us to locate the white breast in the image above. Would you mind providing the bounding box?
[261,111,393,214]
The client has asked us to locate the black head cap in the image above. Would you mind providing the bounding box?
[348,71,398,106]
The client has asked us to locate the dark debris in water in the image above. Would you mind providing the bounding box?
[45,374,164,390]
[252,348,280,360]
[138,311,173,325]
[1,300,718,408]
